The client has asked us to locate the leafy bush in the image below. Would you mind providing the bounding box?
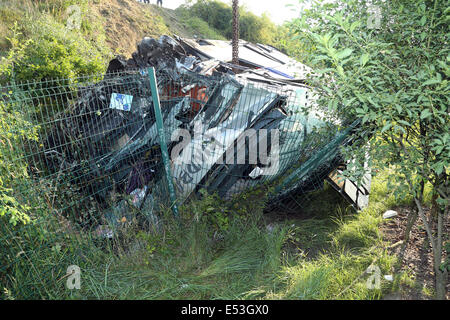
[179,0,279,46]
[239,12,276,45]
[0,96,39,225]
[2,15,107,84]
[182,0,233,36]
[288,0,449,299]
[184,16,226,40]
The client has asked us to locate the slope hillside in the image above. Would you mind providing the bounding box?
[88,0,223,57]
[0,0,225,60]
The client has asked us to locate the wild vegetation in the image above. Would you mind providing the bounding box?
[0,0,448,300]
[0,0,110,83]
[288,0,449,299]
[177,0,278,45]
[2,172,408,299]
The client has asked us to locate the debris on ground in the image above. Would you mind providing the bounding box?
[383,210,398,219]
[381,206,450,300]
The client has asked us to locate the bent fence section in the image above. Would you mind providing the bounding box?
[0,67,362,298]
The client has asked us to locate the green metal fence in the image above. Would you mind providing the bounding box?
[0,66,358,298]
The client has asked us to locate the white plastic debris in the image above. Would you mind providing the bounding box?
[383,210,398,219]
[249,166,264,179]
[266,223,275,233]
[384,275,394,281]
[94,225,114,239]
[130,186,148,207]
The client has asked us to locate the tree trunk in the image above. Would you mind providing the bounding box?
[399,209,418,259]
[232,0,239,68]
[434,205,448,300]
[435,269,448,300]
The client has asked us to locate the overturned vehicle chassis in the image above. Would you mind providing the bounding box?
[40,36,370,230]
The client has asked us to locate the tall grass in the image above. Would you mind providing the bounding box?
[2,169,406,300]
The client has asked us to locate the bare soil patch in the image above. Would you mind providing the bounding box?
[380,206,449,300]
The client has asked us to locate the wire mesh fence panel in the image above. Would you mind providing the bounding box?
[0,66,358,298]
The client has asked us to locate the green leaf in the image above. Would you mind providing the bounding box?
[336,48,353,60]
[360,53,369,67]
[397,120,410,126]
[434,162,444,175]
[336,65,345,77]
[420,109,432,119]
[350,21,360,33]
[381,123,392,133]
[421,79,441,86]
[419,15,426,26]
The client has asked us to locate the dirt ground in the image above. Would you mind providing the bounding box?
[91,1,202,58]
[380,206,449,300]
[90,0,172,57]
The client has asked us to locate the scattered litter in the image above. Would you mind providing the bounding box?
[109,93,133,111]
[130,186,148,207]
[94,225,114,239]
[384,275,394,281]
[266,223,275,233]
[383,210,398,219]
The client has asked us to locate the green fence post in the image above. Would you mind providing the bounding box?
[147,67,179,218]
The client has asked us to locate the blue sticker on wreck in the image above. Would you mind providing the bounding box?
[110,93,133,111]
